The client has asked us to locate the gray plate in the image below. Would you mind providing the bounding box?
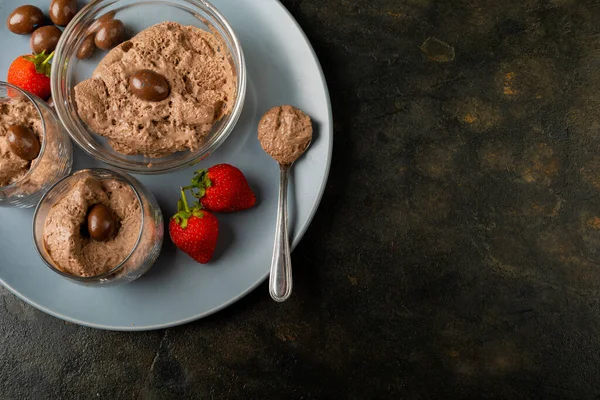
[0,0,332,330]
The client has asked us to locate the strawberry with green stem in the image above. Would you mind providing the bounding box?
[184,164,256,213]
[7,51,54,100]
[169,187,219,264]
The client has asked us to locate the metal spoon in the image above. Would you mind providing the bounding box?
[258,105,313,302]
[269,144,310,302]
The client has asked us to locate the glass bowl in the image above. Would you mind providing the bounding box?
[0,82,73,208]
[33,168,164,286]
[51,0,246,174]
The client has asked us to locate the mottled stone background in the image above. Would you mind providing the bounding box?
[3,0,600,398]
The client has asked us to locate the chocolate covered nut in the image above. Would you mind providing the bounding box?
[49,0,78,27]
[87,203,117,242]
[94,19,125,50]
[30,25,62,54]
[129,70,170,102]
[7,125,40,161]
[77,34,96,59]
[7,5,44,35]
[87,10,116,34]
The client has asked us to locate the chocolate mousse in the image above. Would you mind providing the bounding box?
[74,21,236,158]
[0,98,43,187]
[43,175,142,277]
[258,105,313,165]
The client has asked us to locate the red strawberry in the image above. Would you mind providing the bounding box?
[185,164,256,213]
[169,188,219,264]
[7,51,53,100]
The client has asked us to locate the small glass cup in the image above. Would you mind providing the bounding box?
[0,82,73,208]
[51,0,246,174]
[33,168,164,286]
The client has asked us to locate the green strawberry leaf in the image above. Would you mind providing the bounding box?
[172,188,204,229]
[23,50,54,77]
[183,169,211,200]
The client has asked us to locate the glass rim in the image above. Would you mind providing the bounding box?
[50,0,247,174]
[0,82,48,191]
[32,168,146,282]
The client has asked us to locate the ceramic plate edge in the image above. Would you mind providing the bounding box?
[0,0,333,331]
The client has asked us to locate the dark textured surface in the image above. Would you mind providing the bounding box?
[3,0,600,398]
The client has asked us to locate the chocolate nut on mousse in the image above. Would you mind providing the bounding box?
[7,125,40,161]
[129,70,170,102]
[87,203,118,242]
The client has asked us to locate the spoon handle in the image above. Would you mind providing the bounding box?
[269,164,292,302]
